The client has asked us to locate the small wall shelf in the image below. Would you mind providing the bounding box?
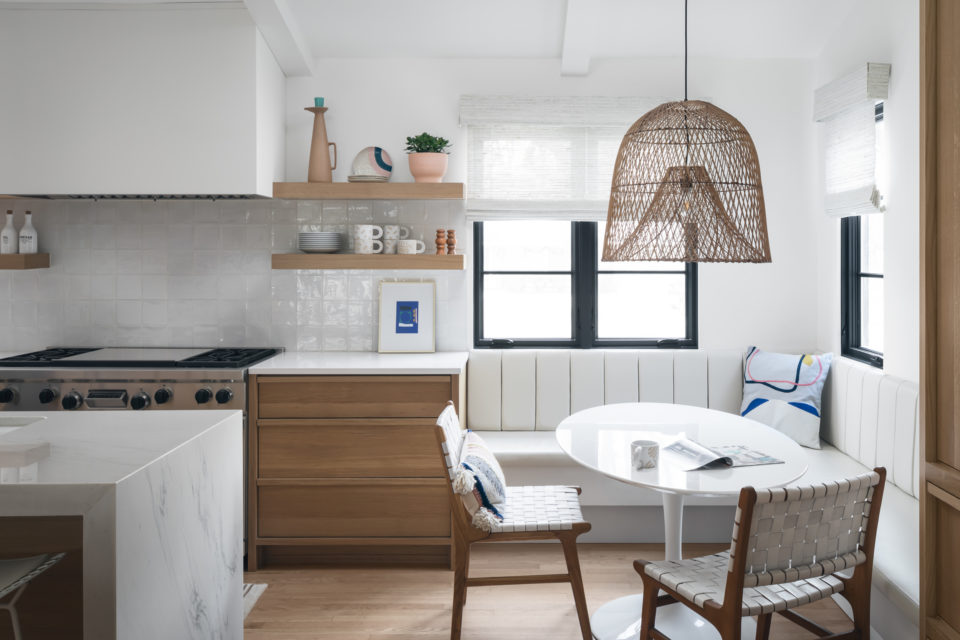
[272,182,464,200]
[0,253,50,270]
[272,253,465,271]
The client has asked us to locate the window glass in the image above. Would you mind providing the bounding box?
[860,215,883,274]
[861,277,884,353]
[483,220,571,271]
[482,274,572,339]
[597,274,686,338]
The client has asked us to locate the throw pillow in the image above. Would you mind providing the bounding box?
[453,430,507,531]
[740,346,833,449]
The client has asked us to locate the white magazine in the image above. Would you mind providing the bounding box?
[663,438,784,471]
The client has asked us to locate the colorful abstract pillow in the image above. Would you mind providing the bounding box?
[740,347,833,449]
[453,431,507,531]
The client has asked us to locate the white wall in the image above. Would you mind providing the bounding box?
[813,0,920,382]
[287,57,821,352]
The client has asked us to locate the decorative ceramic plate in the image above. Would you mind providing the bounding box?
[350,146,393,179]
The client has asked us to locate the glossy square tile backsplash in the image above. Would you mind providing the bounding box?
[0,199,469,352]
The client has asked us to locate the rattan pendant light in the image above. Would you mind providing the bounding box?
[602,0,771,263]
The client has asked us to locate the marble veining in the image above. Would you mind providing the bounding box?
[0,410,243,639]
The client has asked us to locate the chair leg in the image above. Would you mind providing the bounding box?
[1,584,27,640]
[461,544,470,607]
[638,573,660,640]
[450,539,468,640]
[560,534,592,640]
[755,613,772,640]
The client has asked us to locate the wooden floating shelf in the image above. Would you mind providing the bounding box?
[272,253,465,271]
[273,182,464,200]
[0,253,50,270]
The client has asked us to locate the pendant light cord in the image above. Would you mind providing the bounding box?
[684,0,688,101]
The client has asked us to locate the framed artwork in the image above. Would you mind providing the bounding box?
[378,281,436,353]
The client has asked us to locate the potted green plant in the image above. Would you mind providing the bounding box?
[405,132,451,183]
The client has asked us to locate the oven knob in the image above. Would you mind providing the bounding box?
[38,388,58,404]
[195,388,213,404]
[0,388,15,404]
[215,388,234,404]
[61,391,83,410]
[154,388,173,405]
[131,392,151,411]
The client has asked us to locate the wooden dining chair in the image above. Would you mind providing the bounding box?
[634,468,886,640]
[434,401,592,640]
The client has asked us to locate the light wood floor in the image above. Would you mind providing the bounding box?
[243,543,852,639]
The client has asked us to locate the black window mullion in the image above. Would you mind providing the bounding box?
[574,221,596,348]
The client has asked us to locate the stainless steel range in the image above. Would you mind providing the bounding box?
[0,347,280,412]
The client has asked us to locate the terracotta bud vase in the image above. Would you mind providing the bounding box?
[408,152,448,183]
[306,106,337,183]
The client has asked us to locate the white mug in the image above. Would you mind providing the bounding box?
[383,225,411,255]
[631,440,659,470]
[355,238,384,254]
[398,239,426,255]
[353,225,383,254]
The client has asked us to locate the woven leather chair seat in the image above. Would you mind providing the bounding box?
[644,551,845,615]
[492,485,585,533]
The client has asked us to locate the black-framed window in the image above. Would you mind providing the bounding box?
[841,214,884,367]
[473,220,697,348]
[840,102,885,368]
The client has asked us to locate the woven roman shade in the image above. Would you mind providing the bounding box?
[603,100,771,263]
[460,95,659,220]
[815,63,890,218]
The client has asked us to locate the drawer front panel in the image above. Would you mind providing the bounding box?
[257,376,453,418]
[258,482,450,538]
[258,419,442,478]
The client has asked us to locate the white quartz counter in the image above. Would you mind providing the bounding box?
[249,350,468,375]
[0,410,238,484]
[0,410,243,640]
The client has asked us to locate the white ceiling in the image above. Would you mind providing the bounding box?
[0,0,858,75]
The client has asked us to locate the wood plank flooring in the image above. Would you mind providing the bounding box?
[243,543,853,639]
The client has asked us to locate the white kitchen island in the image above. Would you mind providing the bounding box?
[0,410,243,640]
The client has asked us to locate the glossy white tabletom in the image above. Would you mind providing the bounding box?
[556,403,809,640]
[556,402,808,496]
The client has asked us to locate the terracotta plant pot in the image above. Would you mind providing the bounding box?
[408,152,448,183]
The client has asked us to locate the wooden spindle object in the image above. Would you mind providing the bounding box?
[446,229,457,255]
[435,229,447,255]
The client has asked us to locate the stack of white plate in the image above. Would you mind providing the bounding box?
[298,232,342,254]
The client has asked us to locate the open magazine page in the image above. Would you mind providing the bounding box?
[663,438,783,470]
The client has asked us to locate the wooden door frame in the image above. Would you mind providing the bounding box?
[920,1,960,638]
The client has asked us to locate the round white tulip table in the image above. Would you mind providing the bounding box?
[555,402,809,640]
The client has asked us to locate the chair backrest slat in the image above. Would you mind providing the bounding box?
[728,470,883,588]
[437,401,465,486]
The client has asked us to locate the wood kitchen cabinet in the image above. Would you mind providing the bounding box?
[247,374,464,569]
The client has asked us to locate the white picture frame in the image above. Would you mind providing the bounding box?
[378,281,436,353]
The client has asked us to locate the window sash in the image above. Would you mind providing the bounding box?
[841,215,884,368]
[473,221,698,348]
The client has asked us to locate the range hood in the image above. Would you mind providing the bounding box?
[0,7,284,199]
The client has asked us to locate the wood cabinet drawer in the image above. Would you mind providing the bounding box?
[257,481,450,538]
[257,375,453,419]
[258,419,442,478]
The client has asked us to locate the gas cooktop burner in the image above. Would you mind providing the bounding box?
[0,347,281,369]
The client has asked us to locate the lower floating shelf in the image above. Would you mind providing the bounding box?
[0,253,50,270]
[271,253,465,271]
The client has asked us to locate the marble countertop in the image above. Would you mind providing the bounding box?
[0,410,240,485]
[249,351,469,375]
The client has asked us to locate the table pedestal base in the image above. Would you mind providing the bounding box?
[590,594,757,640]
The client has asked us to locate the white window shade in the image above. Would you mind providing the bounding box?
[815,63,890,218]
[460,96,660,220]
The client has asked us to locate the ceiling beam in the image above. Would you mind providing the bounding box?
[242,0,313,77]
[560,0,591,76]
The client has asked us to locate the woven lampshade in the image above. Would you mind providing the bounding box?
[603,100,771,263]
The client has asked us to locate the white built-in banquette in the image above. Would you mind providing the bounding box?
[466,349,919,638]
